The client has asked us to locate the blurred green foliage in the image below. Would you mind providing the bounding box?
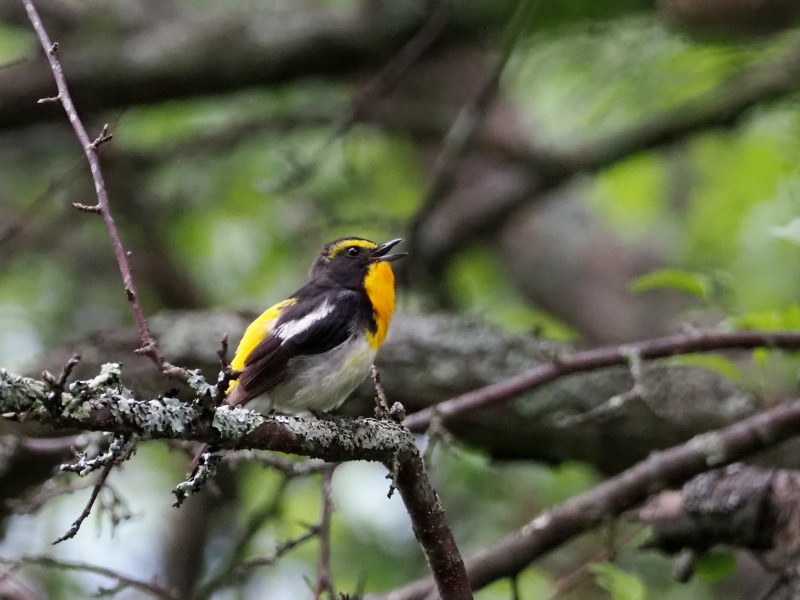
[0,23,34,63]
[694,551,738,583]
[3,3,800,599]
[591,562,646,600]
[629,267,713,299]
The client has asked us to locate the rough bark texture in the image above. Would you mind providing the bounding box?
[31,310,785,474]
[641,464,800,569]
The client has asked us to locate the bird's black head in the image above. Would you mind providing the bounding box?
[310,237,406,289]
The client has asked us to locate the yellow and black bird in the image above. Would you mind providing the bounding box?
[225,237,405,413]
[224,236,406,414]
[191,237,405,471]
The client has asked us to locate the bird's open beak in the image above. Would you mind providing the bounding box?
[371,238,407,262]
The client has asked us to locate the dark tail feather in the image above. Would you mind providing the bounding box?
[225,382,249,407]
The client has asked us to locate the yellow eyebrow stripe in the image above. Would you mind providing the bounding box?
[326,238,377,258]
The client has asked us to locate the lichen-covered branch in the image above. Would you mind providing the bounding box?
[0,363,413,461]
[0,364,471,599]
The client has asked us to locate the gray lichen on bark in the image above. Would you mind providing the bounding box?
[0,364,417,460]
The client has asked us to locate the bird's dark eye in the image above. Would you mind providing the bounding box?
[346,246,359,257]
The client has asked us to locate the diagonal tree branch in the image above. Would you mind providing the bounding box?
[21,0,193,383]
[402,328,800,431]
[408,0,537,253]
[371,398,800,600]
[0,555,179,600]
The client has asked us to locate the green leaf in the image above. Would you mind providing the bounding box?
[629,268,710,299]
[591,562,645,600]
[694,550,737,583]
[731,303,800,329]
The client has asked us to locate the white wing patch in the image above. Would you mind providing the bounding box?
[275,299,334,342]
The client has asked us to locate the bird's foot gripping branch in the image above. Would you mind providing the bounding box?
[0,363,472,599]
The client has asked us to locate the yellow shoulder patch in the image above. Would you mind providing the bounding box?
[227,298,296,393]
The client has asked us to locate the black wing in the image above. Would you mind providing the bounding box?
[230,289,363,406]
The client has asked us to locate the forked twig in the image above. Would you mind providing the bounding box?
[52,460,114,545]
[54,434,138,543]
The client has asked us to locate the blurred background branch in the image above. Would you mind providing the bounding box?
[5,0,800,598]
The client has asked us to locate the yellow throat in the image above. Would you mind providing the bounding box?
[364,260,396,349]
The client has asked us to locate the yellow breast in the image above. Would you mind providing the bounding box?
[364,261,396,349]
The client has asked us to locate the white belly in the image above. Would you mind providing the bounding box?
[252,335,377,414]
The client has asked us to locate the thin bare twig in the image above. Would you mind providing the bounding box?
[20,0,191,383]
[52,460,113,544]
[40,353,80,421]
[509,575,520,600]
[754,573,790,600]
[6,474,93,515]
[272,4,450,192]
[200,523,323,597]
[195,476,291,599]
[0,163,75,253]
[54,434,138,543]
[40,352,79,384]
[215,334,232,395]
[403,328,800,432]
[233,524,321,576]
[226,451,331,478]
[0,568,43,600]
[554,347,648,427]
[371,365,406,422]
[0,556,179,600]
[314,467,337,600]
[544,526,646,600]
[371,364,391,418]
